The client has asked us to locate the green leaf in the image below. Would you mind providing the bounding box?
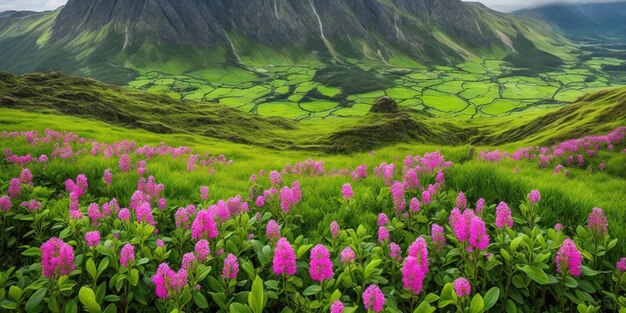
[469,294,484,313]
[25,287,47,311]
[414,301,436,313]
[8,285,22,302]
[0,300,17,310]
[482,287,500,311]
[229,302,252,313]
[438,283,456,308]
[193,292,209,309]
[248,275,265,313]
[505,300,517,313]
[129,269,139,287]
[86,259,98,281]
[97,258,110,276]
[302,285,321,296]
[78,286,101,313]
[520,265,549,285]
[21,247,42,257]
[103,304,117,313]
[364,258,382,279]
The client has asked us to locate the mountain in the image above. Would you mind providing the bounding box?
[0,0,572,84]
[515,2,626,43]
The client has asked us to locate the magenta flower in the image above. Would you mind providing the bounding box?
[309,244,333,282]
[377,226,390,244]
[175,207,192,229]
[40,237,76,279]
[495,201,513,229]
[200,186,209,201]
[222,254,239,280]
[269,171,283,186]
[195,240,210,262]
[390,242,403,262]
[475,198,485,215]
[587,208,608,237]
[340,246,355,263]
[330,300,345,313]
[152,263,188,299]
[118,208,130,221]
[84,231,100,248]
[431,224,446,249]
[136,202,155,225]
[255,196,265,207]
[435,170,445,186]
[182,253,197,270]
[20,168,33,185]
[120,243,135,268]
[528,189,541,205]
[450,208,474,243]
[9,178,21,199]
[156,239,165,248]
[341,183,354,199]
[391,181,406,212]
[454,277,471,297]
[421,190,431,205]
[87,203,101,225]
[0,196,11,212]
[330,221,341,239]
[407,237,429,274]
[119,154,131,172]
[456,192,467,209]
[21,199,41,212]
[103,169,112,186]
[402,256,425,295]
[469,216,490,251]
[554,224,564,232]
[157,198,167,210]
[272,238,297,276]
[409,197,421,213]
[191,209,219,240]
[362,284,385,312]
[378,213,389,226]
[266,220,281,242]
[617,258,626,272]
[556,239,582,277]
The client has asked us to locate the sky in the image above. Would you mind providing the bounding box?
[0,0,624,13]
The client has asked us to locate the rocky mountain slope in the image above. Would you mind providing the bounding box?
[0,0,571,83]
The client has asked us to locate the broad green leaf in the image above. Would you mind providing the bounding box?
[520,265,549,285]
[86,259,97,281]
[25,287,47,311]
[469,294,484,313]
[414,301,436,313]
[8,285,22,302]
[364,258,382,279]
[248,275,265,313]
[302,285,321,296]
[229,302,252,313]
[78,286,101,313]
[482,287,499,311]
[129,269,139,287]
[193,292,209,309]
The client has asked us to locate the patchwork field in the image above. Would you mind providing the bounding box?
[127,55,626,120]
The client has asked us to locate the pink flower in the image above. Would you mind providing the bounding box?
[20,168,33,185]
[330,300,345,313]
[156,239,165,248]
[191,209,219,240]
[340,246,355,263]
[587,208,608,237]
[435,170,445,186]
[407,237,429,274]
[454,277,471,297]
[9,178,21,199]
[200,186,209,201]
[87,203,101,225]
[309,244,333,282]
[421,190,431,205]
[195,240,210,262]
[554,224,563,232]
[266,220,281,241]
[40,237,75,279]
[391,181,406,212]
[378,213,389,226]
[377,226,390,244]
[157,198,167,210]
[362,284,385,312]
[616,258,626,272]
[449,208,474,243]
[402,256,425,295]
[84,231,100,248]
[556,238,582,277]
[409,197,421,213]
[529,189,541,205]
[469,216,490,251]
[330,221,341,239]
[119,154,131,172]
[269,171,283,186]
[255,196,265,207]
[456,192,467,209]
[475,198,485,215]
[103,169,112,186]
[390,242,402,262]
[152,263,188,299]
[136,202,155,225]
[341,183,354,199]
[495,202,513,229]
[0,196,11,212]
[118,208,130,221]
[352,164,367,181]
[21,199,41,212]
[120,243,135,268]
[175,207,192,229]
[182,253,197,270]
[431,224,446,249]
[222,254,239,280]
[272,238,297,276]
